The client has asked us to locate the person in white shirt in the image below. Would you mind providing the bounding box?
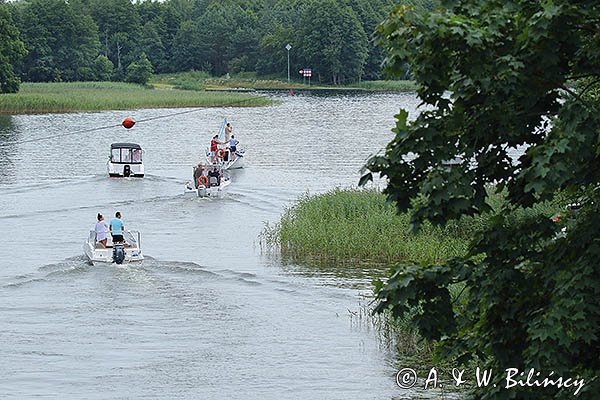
[95,213,109,248]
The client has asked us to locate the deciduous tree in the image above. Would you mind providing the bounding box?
[125,52,153,84]
[298,0,368,84]
[363,1,599,398]
[0,2,26,92]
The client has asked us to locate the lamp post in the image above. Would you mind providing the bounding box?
[285,43,292,83]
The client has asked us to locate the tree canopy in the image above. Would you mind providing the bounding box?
[12,0,100,82]
[2,0,437,84]
[299,0,368,84]
[363,0,599,398]
[0,2,26,92]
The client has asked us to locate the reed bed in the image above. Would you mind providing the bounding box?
[263,189,474,264]
[0,82,271,114]
[262,188,560,265]
[353,80,418,92]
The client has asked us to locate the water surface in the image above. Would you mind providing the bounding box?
[0,93,449,399]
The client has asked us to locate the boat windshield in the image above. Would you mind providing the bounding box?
[111,147,142,164]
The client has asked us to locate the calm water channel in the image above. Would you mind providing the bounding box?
[0,93,455,399]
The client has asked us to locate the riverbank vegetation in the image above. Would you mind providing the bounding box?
[363,0,600,398]
[263,187,565,373]
[0,82,271,114]
[262,188,560,266]
[151,72,417,92]
[351,80,418,92]
[0,0,436,93]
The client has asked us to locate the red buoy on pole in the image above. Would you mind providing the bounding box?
[122,118,135,129]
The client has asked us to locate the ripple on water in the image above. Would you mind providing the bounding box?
[0,93,447,399]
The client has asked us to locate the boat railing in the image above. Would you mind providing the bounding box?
[88,230,141,248]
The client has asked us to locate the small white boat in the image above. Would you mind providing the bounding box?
[83,230,144,265]
[107,143,144,177]
[184,164,231,198]
[205,147,246,170]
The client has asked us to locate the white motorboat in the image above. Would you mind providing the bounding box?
[107,143,144,177]
[184,164,231,198]
[204,118,246,170]
[83,230,144,265]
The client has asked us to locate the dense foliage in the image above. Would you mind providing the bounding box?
[2,0,436,86]
[363,0,599,398]
[0,2,26,93]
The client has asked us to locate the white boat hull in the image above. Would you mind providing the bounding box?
[84,231,144,265]
[205,150,246,170]
[225,155,245,169]
[184,177,231,198]
[107,161,145,177]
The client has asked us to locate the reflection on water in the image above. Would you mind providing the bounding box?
[0,93,455,399]
[273,255,390,290]
[0,115,16,184]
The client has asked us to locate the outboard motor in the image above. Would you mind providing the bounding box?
[123,165,131,177]
[113,244,126,264]
[197,186,207,198]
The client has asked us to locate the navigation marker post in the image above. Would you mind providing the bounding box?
[285,43,292,83]
[299,68,312,86]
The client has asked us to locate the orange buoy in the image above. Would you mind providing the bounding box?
[216,149,225,158]
[122,117,136,129]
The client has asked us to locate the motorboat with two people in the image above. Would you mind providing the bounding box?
[84,213,143,265]
[184,163,231,198]
[108,142,144,177]
[205,119,245,170]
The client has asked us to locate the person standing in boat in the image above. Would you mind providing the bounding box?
[210,135,220,163]
[110,212,126,245]
[229,135,239,161]
[194,163,205,188]
[224,122,233,142]
[95,213,108,248]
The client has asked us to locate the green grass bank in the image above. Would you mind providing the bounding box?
[151,72,417,92]
[0,82,272,114]
[262,188,561,265]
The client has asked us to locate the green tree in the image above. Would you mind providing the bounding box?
[363,1,599,398]
[87,0,140,74]
[137,1,181,73]
[0,2,26,93]
[255,23,294,76]
[298,0,368,84]
[255,0,310,77]
[139,21,166,73]
[171,20,204,71]
[196,0,261,76]
[92,54,113,81]
[13,0,99,82]
[125,52,153,84]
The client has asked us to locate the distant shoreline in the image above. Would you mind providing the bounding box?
[0,77,417,115]
[151,72,418,93]
[0,82,273,115]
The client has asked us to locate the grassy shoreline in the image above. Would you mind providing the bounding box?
[1,74,416,114]
[262,189,477,265]
[262,188,561,265]
[0,82,272,114]
[151,72,417,92]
